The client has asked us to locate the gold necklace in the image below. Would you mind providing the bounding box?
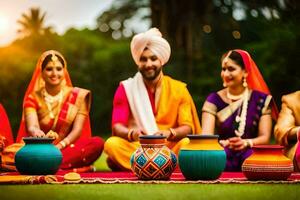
[226,88,246,101]
[43,89,63,119]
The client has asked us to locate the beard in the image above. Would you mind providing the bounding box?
[139,66,162,81]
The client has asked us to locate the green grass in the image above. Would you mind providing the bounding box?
[1,184,299,200]
[94,152,111,171]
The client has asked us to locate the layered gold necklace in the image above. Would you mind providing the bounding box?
[43,89,64,119]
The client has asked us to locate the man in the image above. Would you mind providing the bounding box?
[104,28,201,170]
[274,91,300,171]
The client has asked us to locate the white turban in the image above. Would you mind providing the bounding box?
[130,28,171,66]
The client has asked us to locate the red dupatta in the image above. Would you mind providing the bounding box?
[16,50,91,142]
[235,49,278,120]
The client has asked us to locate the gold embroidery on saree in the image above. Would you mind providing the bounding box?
[217,90,252,123]
[202,101,218,116]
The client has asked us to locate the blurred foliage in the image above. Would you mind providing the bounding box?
[0,1,299,138]
[97,0,300,117]
[0,27,135,138]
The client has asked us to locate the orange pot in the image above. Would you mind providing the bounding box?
[242,145,293,180]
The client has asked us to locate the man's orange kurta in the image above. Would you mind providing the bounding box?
[105,75,201,170]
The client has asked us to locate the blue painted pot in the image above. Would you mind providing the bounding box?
[179,135,226,180]
[15,137,62,175]
[130,135,177,180]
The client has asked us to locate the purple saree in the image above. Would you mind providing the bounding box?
[202,90,272,171]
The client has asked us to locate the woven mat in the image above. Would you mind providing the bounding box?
[1,171,300,184]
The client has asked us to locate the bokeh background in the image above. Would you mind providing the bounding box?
[0,0,299,139]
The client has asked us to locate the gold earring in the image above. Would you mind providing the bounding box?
[243,77,248,87]
[223,82,227,87]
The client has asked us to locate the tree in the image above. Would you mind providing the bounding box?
[15,7,58,52]
[96,0,300,105]
[17,7,54,38]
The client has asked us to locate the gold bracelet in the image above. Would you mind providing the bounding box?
[168,128,177,140]
[64,138,70,146]
[127,129,134,142]
[59,140,67,148]
[247,139,253,148]
[244,139,253,148]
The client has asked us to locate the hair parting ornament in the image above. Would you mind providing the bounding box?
[51,53,59,64]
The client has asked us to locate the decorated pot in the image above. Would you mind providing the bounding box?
[15,137,62,175]
[179,134,226,180]
[242,145,293,180]
[130,135,177,180]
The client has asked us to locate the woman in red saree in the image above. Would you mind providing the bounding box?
[14,50,104,170]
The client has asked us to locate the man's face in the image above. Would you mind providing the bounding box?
[138,49,162,81]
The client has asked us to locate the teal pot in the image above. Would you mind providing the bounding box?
[130,135,177,180]
[179,135,226,180]
[15,137,62,175]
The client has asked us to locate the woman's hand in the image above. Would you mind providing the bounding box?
[219,139,230,147]
[228,137,248,151]
[56,143,63,150]
[28,126,45,137]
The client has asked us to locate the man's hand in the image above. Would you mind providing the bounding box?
[154,130,171,139]
[131,129,146,141]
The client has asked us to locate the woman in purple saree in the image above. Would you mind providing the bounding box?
[201,50,278,171]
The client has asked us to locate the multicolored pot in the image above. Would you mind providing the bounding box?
[15,137,62,175]
[242,145,293,180]
[179,134,226,180]
[130,135,177,180]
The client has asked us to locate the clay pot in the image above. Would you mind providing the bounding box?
[179,134,226,180]
[15,137,62,175]
[130,135,177,180]
[242,145,293,180]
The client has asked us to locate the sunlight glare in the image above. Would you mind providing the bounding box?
[0,14,9,34]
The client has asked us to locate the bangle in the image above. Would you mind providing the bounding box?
[247,139,253,148]
[244,139,253,148]
[59,140,67,148]
[219,139,229,147]
[168,128,177,140]
[127,129,134,142]
[64,138,70,146]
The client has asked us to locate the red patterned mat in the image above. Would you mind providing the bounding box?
[1,171,300,184]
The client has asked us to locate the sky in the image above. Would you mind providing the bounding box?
[0,0,114,47]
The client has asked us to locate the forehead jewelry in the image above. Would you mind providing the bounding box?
[51,53,58,62]
[50,53,61,67]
